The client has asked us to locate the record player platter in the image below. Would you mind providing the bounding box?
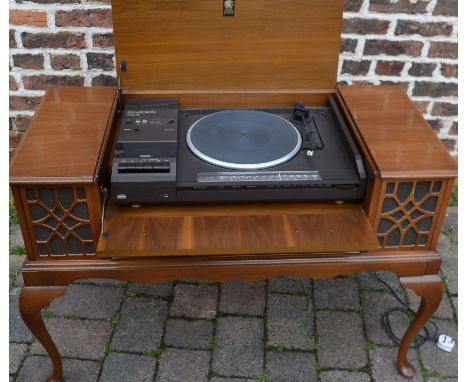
[186,110,302,170]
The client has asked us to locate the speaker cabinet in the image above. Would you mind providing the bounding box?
[12,184,102,260]
[372,179,452,251]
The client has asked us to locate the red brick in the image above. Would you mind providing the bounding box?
[343,18,390,35]
[369,0,428,14]
[341,38,358,53]
[441,64,458,78]
[14,115,34,132]
[342,60,371,75]
[86,53,114,70]
[428,119,444,133]
[408,63,436,77]
[364,39,423,57]
[441,138,456,152]
[428,42,458,59]
[345,0,364,12]
[22,75,84,90]
[432,102,457,117]
[413,82,457,97]
[10,30,16,48]
[10,96,42,111]
[449,122,458,135]
[55,9,112,27]
[13,54,44,70]
[375,61,405,76]
[379,80,409,90]
[92,33,114,48]
[10,9,47,27]
[22,32,86,49]
[413,101,430,114]
[433,0,458,16]
[50,54,81,70]
[91,74,116,86]
[10,131,23,151]
[9,75,18,91]
[395,20,452,37]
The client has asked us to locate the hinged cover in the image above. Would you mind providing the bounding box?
[111,0,345,92]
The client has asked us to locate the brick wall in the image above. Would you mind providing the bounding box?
[9,0,458,156]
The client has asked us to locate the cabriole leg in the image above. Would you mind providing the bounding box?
[19,286,68,382]
[397,275,443,378]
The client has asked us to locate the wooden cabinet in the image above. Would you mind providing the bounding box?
[8,1,457,381]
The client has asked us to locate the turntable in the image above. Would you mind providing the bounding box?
[111,98,366,204]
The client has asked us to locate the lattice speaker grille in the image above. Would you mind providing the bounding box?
[25,186,95,257]
[376,180,442,248]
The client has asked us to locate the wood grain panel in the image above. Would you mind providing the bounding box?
[97,202,379,257]
[10,87,117,184]
[337,85,457,178]
[111,0,345,91]
[123,89,335,108]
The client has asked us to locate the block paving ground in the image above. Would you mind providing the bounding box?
[9,207,458,382]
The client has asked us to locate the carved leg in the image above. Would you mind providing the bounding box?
[19,286,67,382]
[397,275,443,378]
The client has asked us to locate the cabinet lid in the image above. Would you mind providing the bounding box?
[111,0,345,92]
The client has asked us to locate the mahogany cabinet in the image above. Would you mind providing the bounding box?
[8,0,457,381]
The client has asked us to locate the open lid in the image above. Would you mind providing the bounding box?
[111,0,345,92]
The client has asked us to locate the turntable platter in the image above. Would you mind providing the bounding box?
[186,110,302,170]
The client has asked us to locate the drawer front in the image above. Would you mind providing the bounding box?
[373,179,452,251]
[12,183,102,260]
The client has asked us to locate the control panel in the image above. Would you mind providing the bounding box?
[110,99,178,204]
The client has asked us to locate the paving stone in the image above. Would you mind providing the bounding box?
[49,284,124,319]
[362,291,409,345]
[441,247,458,295]
[164,319,214,349]
[100,352,156,382]
[219,280,265,316]
[156,349,210,382]
[113,297,167,352]
[9,342,27,374]
[128,281,173,297]
[267,294,313,350]
[171,284,218,319]
[452,297,457,317]
[75,278,127,287]
[16,356,100,382]
[436,234,451,254]
[14,273,24,288]
[211,379,256,382]
[212,316,264,378]
[30,318,112,360]
[370,347,422,382]
[426,378,457,382]
[443,206,458,243]
[317,311,367,368]
[9,288,33,343]
[320,370,371,382]
[266,351,316,382]
[314,277,359,310]
[9,255,25,274]
[407,289,455,319]
[268,276,311,295]
[358,271,402,292]
[9,225,24,248]
[419,319,458,377]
